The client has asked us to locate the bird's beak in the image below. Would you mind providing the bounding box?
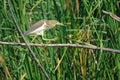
[57,22,64,26]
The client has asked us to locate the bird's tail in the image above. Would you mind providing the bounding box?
[23,32,28,37]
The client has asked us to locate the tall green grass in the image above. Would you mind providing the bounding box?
[0,0,120,80]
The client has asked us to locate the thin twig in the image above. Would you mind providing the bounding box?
[7,0,50,80]
[0,41,120,53]
[102,10,120,22]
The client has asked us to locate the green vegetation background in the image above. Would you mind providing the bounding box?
[0,0,120,80]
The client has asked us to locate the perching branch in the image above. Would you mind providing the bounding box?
[7,0,50,80]
[0,41,120,54]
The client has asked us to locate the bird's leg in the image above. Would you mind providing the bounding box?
[42,34,57,41]
[31,35,37,42]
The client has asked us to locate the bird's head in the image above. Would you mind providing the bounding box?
[47,20,63,27]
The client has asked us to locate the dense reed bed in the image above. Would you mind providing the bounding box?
[0,0,120,80]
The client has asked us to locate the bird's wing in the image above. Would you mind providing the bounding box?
[24,20,47,36]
